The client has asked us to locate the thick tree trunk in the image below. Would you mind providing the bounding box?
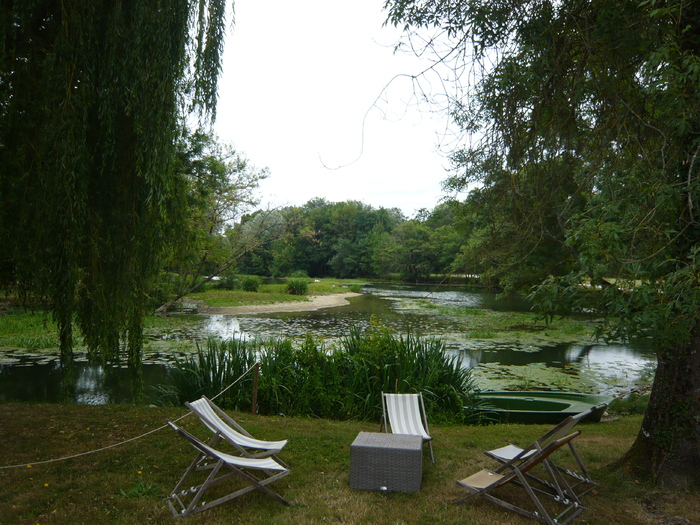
[614,330,700,489]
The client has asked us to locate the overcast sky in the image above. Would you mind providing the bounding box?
[213,0,456,218]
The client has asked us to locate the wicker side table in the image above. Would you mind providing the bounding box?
[349,431,423,492]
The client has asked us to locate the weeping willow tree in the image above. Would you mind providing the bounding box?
[0,1,228,368]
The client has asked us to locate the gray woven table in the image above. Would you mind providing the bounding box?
[349,431,423,492]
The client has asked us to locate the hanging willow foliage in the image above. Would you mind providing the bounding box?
[0,1,228,365]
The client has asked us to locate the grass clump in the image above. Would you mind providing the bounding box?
[152,338,258,410]
[608,392,650,415]
[157,324,476,424]
[239,275,262,292]
[0,310,60,351]
[285,278,309,296]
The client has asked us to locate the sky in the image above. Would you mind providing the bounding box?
[213,0,457,218]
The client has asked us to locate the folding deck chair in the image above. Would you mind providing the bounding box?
[456,431,587,525]
[381,392,434,464]
[484,406,600,498]
[165,420,291,517]
[186,396,288,467]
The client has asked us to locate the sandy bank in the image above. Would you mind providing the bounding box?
[196,292,361,315]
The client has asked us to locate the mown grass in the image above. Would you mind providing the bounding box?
[0,404,697,524]
[189,278,365,308]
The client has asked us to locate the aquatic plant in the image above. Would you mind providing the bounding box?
[158,324,478,423]
[152,338,258,410]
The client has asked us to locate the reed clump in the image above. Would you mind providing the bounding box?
[155,323,476,424]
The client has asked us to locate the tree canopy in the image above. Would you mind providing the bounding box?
[0,1,228,366]
[383,0,700,487]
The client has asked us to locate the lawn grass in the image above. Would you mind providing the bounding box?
[189,278,366,308]
[0,309,59,351]
[0,404,697,524]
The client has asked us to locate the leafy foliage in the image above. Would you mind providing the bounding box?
[158,129,269,309]
[383,0,700,485]
[236,198,466,280]
[0,1,227,365]
[239,275,262,292]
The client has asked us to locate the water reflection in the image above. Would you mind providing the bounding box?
[362,283,533,311]
[0,357,168,404]
[460,342,655,396]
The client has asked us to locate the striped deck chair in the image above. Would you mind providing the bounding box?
[187,396,288,467]
[456,431,587,524]
[165,420,291,517]
[485,406,600,498]
[381,392,434,464]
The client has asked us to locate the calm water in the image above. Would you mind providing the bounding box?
[0,284,656,403]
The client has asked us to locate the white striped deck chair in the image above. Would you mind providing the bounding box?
[186,396,288,467]
[165,421,290,517]
[381,392,434,463]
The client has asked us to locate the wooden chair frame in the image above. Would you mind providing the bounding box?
[165,420,291,518]
[186,395,288,468]
[485,406,600,498]
[456,431,587,525]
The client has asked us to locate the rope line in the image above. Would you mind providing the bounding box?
[0,361,260,470]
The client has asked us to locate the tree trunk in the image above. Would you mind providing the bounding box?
[613,330,700,489]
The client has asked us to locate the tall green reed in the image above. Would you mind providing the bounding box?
[151,338,258,410]
[158,324,477,423]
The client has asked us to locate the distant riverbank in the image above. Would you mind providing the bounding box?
[191,292,361,315]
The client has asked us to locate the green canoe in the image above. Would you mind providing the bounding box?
[469,391,614,424]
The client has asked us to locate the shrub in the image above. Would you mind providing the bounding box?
[349,284,362,293]
[215,276,237,290]
[286,278,308,295]
[608,392,650,415]
[240,275,262,292]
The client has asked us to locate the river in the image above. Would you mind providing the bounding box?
[0,283,656,404]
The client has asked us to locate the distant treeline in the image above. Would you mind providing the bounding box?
[232,198,467,282]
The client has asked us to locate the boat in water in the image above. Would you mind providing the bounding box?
[468,391,614,424]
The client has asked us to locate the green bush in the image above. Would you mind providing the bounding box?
[349,284,362,293]
[215,276,237,290]
[240,275,262,292]
[286,278,309,295]
[608,392,650,415]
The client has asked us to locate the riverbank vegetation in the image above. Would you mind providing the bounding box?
[0,282,597,359]
[1,403,697,524]
[154,326,476,423]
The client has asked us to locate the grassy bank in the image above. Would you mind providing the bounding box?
[189,278,366,308]
[0,404,697,524]
[0,278,365,354]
